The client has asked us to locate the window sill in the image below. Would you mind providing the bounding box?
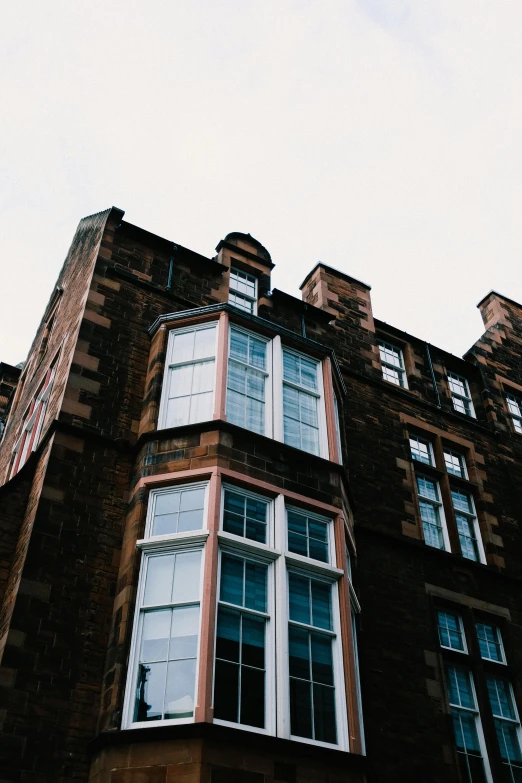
[285,552,344,581]
[136,529,210,551]
[217,530,281,561]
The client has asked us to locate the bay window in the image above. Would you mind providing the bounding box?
[158,315,337,461]
[222,485,270,545]
[159,323,217,429]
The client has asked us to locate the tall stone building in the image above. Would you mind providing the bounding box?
[0,207,521,783]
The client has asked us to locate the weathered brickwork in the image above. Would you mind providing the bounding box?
[0,208,520,783]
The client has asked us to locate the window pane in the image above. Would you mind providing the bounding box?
[311,633,334,686]
[245,561,267,612]
[447,667,475,710]
[166,394,190,428]
[134,661,167,722]
[172,331,195,363]
[165,658,197,719]
[240,666,265,728]
[487,679,516,720]
[216,608,241,663]
[242,616,265,669]
[456,516,479,562]
[494,719,522,764]
[438,611,465,651]
[144,555,175,605]
[193,327,216,359]
[220,555,244,606]
[289,574,310,625]
[289,626,310,680]
[169,606,199,660]
[172,550,201,604]
[311,582,332,631]
[214,659,239,722]
[410,436,432,465]
[141,610,171,662]
[476,623,502,662]
[444,450,465,477]
[290,678,312,739]
[417,476,438,501]
[313,683,337,744]
[452,489,473,514]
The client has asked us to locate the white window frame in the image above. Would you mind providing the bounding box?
[487,678,522,778]
[212,543,277,737]
[476,622,507,665]
[144,482,210,541]
[274,342,329,459]
[226,325,273,438]
[445,666,493,783]
[409,434,434,466]
[450,488,486,565]
[437,610,468,655]
[220,483,275,548]
[122,538,208,729]
[416,474,451,552]
[378,340,408,389]
[448,373,476,418]
[443,448,468,479]
[283,563,348,751]
[285,505,335,567]
[229,266,258,315]
[506,394,522,435]
[158,322,219,430]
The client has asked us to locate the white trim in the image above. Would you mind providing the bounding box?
[280,344,329,459]
[145,481,210,539]
[227,325,272,438]
[220,481,274,547]
[272,335,284,443]
[447,372,476,418]
[378,340,408,390]
[137,530,210,551]
[417,474,451,553]
[285,504,336,567]
[229,267,258,316]
[284,552,343,581]
[476,622,507,665]
[122,542,206,730]
[218,531,281,562]
[437,609,468,655]
[158,321,219,430]
[212,545,276,735]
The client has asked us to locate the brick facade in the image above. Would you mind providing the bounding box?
[0,209,520,783]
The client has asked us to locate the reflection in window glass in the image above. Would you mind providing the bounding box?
[223,488,268,544]
[214,553,268,728]
[438,611,466,652]
[151,486,205,536]
[288,573,336,744]
[446,666,488,783]
[476,623,504,663]
[409,435,433,465]
[287,508,329,563]
[444,449,467,478]
[487,678,522,778]
[283,349,320,455]
[133,550,202,723]
[163,326,217,428]
[227,328,268,435]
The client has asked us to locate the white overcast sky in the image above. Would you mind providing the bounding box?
[2,1,522,366]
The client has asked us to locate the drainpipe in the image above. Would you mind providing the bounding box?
[425,343,441,408]
[166,244,178,291]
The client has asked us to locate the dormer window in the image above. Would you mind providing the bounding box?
[229,267,257,314]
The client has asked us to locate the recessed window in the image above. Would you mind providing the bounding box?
[444,449,468,479]
[378,341,408,388]
[448,373,475,418]
[486,678,522,778]
[229,267,258,314]
[160,324,217,428]
[288,573,337,744]
[476,623,505,664]
[222,486,269,544]
[446,666,489,781]
[409,435,433,465]
[451,488,483,563]
[506,394,522,435]
[416,476,448,551]
[287,507,330,563]
[131,549,202,724]
[282,349,322,456]
[437,610,467,653]
[148,484,206,537]
[214,553,268,729]
[227,327,269,436]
